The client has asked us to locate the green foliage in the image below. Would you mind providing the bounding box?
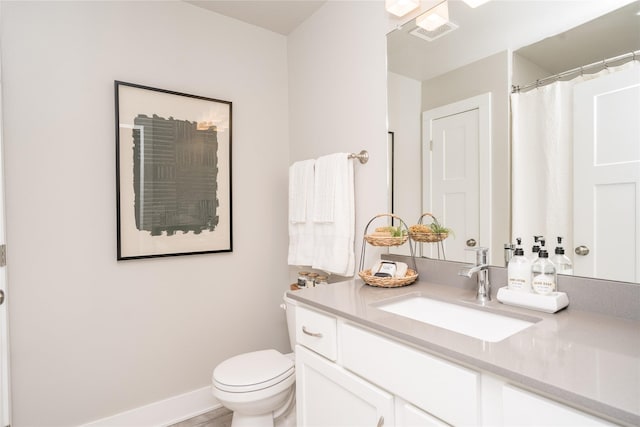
[430,220,454,237]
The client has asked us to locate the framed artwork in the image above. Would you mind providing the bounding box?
[115,81,232,260]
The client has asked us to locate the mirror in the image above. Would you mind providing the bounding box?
[387,0,640,283]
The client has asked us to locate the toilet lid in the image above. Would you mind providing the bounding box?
[213,349,295,393]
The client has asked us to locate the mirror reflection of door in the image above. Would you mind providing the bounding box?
[422,94,491,263]
[573,64,640,282]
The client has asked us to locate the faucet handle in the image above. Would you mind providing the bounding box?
[465,246,489,264]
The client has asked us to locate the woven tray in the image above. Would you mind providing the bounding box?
[409,212,449,243]
[364,234,408,247]
[409,231,448,243]
[358,268,418,288]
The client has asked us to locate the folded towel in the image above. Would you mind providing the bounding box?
[312,153,355,276]
[289,159,315,223]
[288,159,316,266]
[313,153,340,223]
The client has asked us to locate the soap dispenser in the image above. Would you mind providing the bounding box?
[531,239,557,295]
[507,238,532,292]
[551,236,573,275]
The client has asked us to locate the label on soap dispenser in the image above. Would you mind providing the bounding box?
[508,276,528,291]
[532,274,555,295]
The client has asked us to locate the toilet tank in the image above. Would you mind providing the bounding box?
[283,293,297,352]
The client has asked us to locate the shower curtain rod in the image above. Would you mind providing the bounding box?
[511,50,639,93]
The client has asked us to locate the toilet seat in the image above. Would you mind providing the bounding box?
[213,349,294,393]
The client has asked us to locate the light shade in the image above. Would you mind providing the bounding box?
[416,1,449,32]
[461,0,491,8]
[385,0,420,17]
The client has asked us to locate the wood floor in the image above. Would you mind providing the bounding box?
[169,407,233,427]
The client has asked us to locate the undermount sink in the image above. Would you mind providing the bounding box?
[375,294,538,342]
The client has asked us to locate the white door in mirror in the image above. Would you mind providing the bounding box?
[573,65,640,283]
[423,93,491,263]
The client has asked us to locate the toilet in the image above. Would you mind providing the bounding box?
[212,294,297,427]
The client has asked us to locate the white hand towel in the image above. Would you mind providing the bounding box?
[313,154,339,223]
[289,159,315,223]
[312,153,355,276]
[288,159,315,266]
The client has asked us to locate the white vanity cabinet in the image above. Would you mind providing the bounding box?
[395,399,450,427]
[296,346,394,427]
[294,302,616,427]
[295,304,454,426]
[295,305,393,426]
[341,323,477,426]
[295,304,338,361]
[502,385,615,426]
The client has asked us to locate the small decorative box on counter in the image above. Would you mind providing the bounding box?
[497,287,569,314]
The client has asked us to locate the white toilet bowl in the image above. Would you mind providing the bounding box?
[212,294,297,427]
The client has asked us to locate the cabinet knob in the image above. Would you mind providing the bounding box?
[376,415,384,427]
[466,238,477,247]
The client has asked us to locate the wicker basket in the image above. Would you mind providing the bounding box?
[409,231,448,243]
[409,213,450,243]
[358,268,418,288]
[364,234,408,247]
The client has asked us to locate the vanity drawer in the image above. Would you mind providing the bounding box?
[341,323,479,426]
[296,305,337,361]
[502,385,615,426]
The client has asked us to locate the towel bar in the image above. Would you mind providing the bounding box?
[348,150,369,164]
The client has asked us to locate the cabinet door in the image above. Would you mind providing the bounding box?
[341,323,479,426]
[502,385,615,426]
[396,398,450,427]
[296,345,394,427]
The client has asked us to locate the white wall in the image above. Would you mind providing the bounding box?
[0,1,290,425]
[288,1,390,278]
[512,52,554,88]
[387,72,421,257]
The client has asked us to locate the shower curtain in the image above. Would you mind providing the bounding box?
[510,61,639,253]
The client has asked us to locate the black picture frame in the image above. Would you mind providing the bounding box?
[115,81,232,260]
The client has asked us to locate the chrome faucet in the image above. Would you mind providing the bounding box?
[458,247,491,303]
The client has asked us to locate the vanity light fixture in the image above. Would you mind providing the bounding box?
[461,0,491,8]
[385,0,419,17]
[416,1,449,32]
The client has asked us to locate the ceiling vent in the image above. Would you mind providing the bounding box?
[409,21,458,42]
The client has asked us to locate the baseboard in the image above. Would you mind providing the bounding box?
[81,386,221,427]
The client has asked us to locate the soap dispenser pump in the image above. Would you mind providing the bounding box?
[531,239,557,295]
[527,235,542,263]
[507,238,532,292]
[551,236,573,275]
